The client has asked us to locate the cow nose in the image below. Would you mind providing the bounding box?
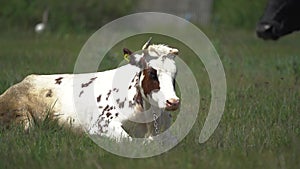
[256,23,279,40]
[166,98,180,110]
[256,24,272,36]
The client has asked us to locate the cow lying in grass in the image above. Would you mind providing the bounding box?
[0,39,180,141]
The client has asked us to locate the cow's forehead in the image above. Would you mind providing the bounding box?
[148,58,177,76]
[145,44,178,75]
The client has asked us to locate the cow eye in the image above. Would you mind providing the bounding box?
[149,70,158,80]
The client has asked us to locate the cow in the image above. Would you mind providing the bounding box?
[256,0,300,40]
[0,38,180,141]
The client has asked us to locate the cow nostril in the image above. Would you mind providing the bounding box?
[263,24,271,30]
[257,23,273,33]
[166,100,172,105]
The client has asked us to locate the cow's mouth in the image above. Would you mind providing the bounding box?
[256,23,280,40]
[165,99,180,111]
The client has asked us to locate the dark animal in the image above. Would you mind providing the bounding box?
[256,0,300,40]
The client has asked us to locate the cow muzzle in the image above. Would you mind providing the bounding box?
[256,22,280,40]
[166,98,180,111]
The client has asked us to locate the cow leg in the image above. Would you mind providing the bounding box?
[20,110,34,132]
[0,105,33,131]
[143,123,152,138]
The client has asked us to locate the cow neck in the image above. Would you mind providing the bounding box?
[136,70,154,111]
[133,71,143,109]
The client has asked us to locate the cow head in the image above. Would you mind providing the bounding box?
[256,0,300,40]
[123,38,180,111]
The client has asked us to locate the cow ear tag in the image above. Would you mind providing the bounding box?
[123,53,130,62]
[123,48,132,62]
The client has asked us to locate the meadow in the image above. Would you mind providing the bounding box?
[0,29,299,169]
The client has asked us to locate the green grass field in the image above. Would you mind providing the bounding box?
[0,29,299,169]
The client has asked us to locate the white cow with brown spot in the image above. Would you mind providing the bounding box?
[0,39,180,141]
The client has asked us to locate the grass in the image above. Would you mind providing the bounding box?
[0,29,299,169]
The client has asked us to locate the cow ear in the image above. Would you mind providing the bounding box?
[142,37,152,50]
[123,48,132,55]
[123,48,132,62]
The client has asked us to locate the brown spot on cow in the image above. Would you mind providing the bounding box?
[55,77,63,85]
[131,74,137,83]
[45,89,53,97]
[108,106,114,111]
[81,77,97,88]
[106,90,112,100]
[96,94,102,102]
[133,90,143,107]
[79,90,84,97]
[129,100,135,108]
[141,67,160,96]
[106,112,112,117]
[119,100,125,109]
[90,77,97,81]
[103,105,109,112]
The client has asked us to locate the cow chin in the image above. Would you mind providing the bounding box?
[165,105,179,111]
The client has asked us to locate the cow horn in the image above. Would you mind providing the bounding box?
[142,37,152,50]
